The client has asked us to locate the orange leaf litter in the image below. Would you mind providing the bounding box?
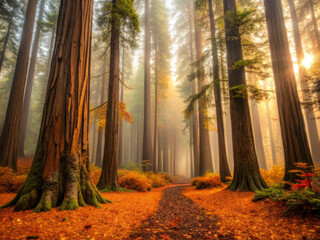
[0,186,169,240]
[183,187,320,240]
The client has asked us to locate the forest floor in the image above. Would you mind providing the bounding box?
[1,164,320,239]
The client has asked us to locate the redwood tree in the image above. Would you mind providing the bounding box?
[0,0,38,170]
[288,0,320,164]
[264,0,314,181]
[194,3,213,175]
[208,0,231,182]
[223,0,267,191]
[2,0,107,211]
[97,0,139,190]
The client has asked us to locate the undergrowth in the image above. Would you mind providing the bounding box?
[191,173,224,190]
[254,163,320,214]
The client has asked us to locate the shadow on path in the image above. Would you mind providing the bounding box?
[129,183,234,239]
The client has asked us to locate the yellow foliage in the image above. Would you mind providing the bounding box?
[91,102,134,127]
[0,167,27,193]
[191,173,224,190]
[260,165,284,186]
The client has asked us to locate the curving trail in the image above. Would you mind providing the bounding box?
[129,183,234,240]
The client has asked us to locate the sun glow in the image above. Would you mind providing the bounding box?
[302,54,313,69]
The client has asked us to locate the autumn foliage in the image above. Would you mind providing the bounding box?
[191,173,224,189]
[0,167,26,193]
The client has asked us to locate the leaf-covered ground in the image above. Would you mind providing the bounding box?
[184,187,320,240]
[0,187,167,240]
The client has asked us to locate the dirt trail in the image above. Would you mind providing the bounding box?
[129,183,234,239]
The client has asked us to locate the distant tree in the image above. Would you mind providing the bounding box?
[18,0,47,157]
[194,3,214,176]
[288,0,320,164]
[0,0,38,170]
[264,0,314,182]
[2,0,108,211]
[142,0,152,171]
[223,0,267,191]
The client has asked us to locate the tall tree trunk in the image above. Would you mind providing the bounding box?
[91,117,98,164]
[18,0,47,157]
[3,0,107,211]
[118,47,125,168]
[142,0,152,171]
[194,4,214,176]
[97,0,121,190]
[0,8,14,74]
[264,0,314,182]
[95,55,108,168]
[153,42,159,173]
[223,0,267,191]
[188,0,200,176]
[0,0,38,171]
[208,0,231,182]
[288,0,320,164]
[250,100,267,169]
[172,129,176,176]
[265,99,277,165]
[189,126,194,178]
[309,0,320,48]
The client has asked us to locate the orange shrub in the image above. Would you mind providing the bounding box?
[260,165,284,186]
[119,172,151,192]
[0,167,26,193]
[191,173,223,190]
[90,165,102,185]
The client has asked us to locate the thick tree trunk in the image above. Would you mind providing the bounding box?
[223,0,267,191]
[142,0,152,171]
[188,0,200,177]
[97,0,121,190]
[208,0,231,182]
[250,100,267,170]
[91,117,98,164]
[18,0,47,157]
[264,0,314,182]
[163,129,169,173]
[309,0,320,48]
[0,0,38,171]
[194,5,214,176]
[95,55,108,168]
[189,126,194,178]
[288,0,320,164]
[3,0,107,212]
[118,47,125,168]
[0,9,13,74]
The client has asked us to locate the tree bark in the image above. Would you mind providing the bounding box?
[0,0,38,171]
[18,0,47,157]
[118,47,125,168]
[288,0,320,164]
[142,0,152,171]
[208,0,231,182]
[97,0,121,190]
[223,0,267,191]
[194,4,214,176]
[0,8,14,74]
[3,0,107,211]
[188,0,200,177]
[264,0,314,182]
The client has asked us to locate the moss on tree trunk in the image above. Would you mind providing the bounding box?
[1,0,107,211]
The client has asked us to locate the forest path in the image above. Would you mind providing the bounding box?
[129,183,234,239]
